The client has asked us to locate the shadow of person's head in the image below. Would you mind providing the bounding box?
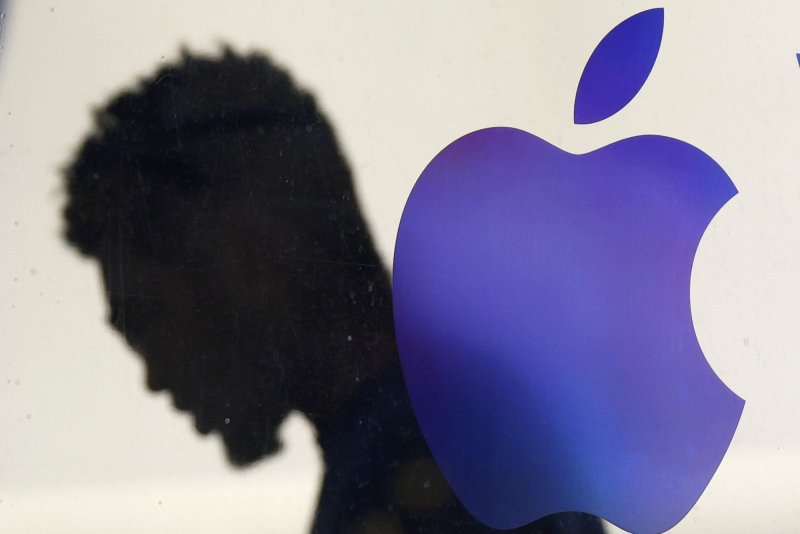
[63,48,393,466]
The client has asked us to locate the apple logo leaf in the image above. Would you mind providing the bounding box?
[574,8,664,124]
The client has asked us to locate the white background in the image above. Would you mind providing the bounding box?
[1,1,799,532]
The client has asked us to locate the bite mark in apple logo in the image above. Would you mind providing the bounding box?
[393,8,744,534]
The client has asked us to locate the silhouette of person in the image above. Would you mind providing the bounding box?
[62,48,604,533]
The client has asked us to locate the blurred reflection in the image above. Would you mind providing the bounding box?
[62,48,604,533]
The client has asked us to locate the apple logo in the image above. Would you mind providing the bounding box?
[393,8,744,534]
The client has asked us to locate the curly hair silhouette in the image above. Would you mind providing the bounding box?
[63,48,604,533]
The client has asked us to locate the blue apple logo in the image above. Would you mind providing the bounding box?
[393,8,744,533]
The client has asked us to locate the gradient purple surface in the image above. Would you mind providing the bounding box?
[393,128,744,532]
